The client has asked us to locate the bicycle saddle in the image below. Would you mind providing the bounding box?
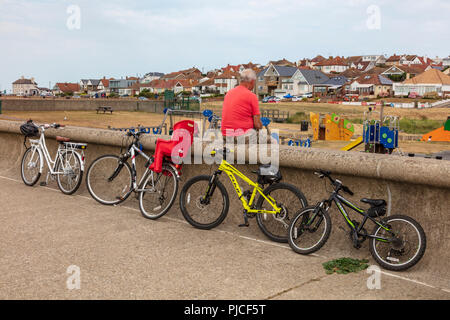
[56,136,71,143]
[360,198,386,207]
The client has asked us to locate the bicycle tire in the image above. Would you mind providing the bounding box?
[86,154,133,205]
[139,164,179,220]
[55,150,83,195]
[369,215,426,271]
[21,147,41,186]
[255,182,308,243]
[179,175,229,230]
[288,206,332,255]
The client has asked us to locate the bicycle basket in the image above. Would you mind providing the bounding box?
[257,164,282,185]
[368,205,386,218]
[20,121,39,138]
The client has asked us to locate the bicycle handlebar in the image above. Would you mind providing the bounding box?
[314,170,354,196]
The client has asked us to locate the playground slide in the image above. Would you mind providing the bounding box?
[421,126,450,142]
[341,136,364,151]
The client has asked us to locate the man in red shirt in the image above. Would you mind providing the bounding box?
[221,69,263,137]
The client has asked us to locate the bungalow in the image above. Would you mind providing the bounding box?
[162,68,202,80]
[267,58,296,67]
[193,78,218,94]
[313,76,348,97]
[53,83,81,95]
[381,64,427,82]
[393,68,450,97]
[141,72,164,83]
[351,61,376,72]
[306,55,326,68]
[12,77,39,96]
[360,55,386,65]
[349,74,393,98]
[314,56,349,74]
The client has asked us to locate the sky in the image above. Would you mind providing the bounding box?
[0,0,449,92]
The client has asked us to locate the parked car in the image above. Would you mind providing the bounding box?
[268,97,281,103]
[138,96,149,101]
[302,92,313,98]
[262,96,275,103]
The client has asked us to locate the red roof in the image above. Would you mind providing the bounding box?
[315,56,348,66]
[55,83,80,93]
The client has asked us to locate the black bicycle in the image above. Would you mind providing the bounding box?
[288,170,426,271]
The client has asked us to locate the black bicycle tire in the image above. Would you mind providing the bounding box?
[86,154,133,205]
[255,182,308,243]
[369,214,426,271]
[21,147,41,187]
[288,206,332,255]
[139,164,179,220]
[179,175,229,230]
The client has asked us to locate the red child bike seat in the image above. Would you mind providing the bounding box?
[149,120,198,173]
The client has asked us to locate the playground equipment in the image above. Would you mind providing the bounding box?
[421,117,450,142]
[341,136,363,151]
[310,112,354,141]
[363,106,399,154]
[164,90,200,111]
[287,138,312,148]
[108,124,168,135]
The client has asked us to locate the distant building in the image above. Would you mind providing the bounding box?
[53,83,81,95]
[393,68,450,97]
[12,77,38,96]
[109,77,138,95]
[141,72,164,83]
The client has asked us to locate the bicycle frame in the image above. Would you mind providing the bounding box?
[321,191,394,242]
[212,159,282,215]
[123,142,180,194]
[28,128,84,175]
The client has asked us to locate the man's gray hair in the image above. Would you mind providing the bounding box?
[240,69,257,82]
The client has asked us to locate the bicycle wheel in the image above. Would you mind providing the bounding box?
[56,150,83,195]
[255,182,308,243]
[86,155,133,205]
[369,215,426,271]
[179,175,229,230]
[139,165,179,220]
[21,147,41,186]
[288,206,332,254]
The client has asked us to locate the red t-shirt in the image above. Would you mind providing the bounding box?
[221,85,260,136]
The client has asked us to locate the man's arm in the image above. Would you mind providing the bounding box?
[253,115,263,130]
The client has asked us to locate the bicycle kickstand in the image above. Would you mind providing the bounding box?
[239,210,250,228]
[40,172,51,187]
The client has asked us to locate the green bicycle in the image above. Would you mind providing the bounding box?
[179,147,308,243]
[288,170,426,271]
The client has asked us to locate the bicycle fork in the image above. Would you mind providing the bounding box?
[202,171,222,205]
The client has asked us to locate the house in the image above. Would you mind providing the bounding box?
[443,67,450,76]
[267,58,296,67]
[360,55,386,65]
[381,64,427,82]
[193,78,218,94]
[351,60,376,72]
[161,68,202,80]
[109,77,138,95]
[256,64,299,97]
[339,68,364,81]
[97,78,112,94]
[312,76,348,97]
[12,77,39,96]
[393,68,450,97]
[385,54,403,66]
[348,74,393,98]
[307,55,326,68]
[314,56,349,74]
[275,69,329,97]
[443,56,450,67]
[79,79,102,93]
[141,72,164,83]
[214,71,239,94]
[145,79,198,94]
[53,83,81,95]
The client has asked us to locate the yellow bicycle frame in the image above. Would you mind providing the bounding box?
[217,159,281,215]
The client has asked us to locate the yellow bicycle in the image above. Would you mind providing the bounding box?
[179,148,308,242]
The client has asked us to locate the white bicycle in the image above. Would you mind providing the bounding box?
[20,121,87,195]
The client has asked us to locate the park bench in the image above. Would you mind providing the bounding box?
[96,106,113,114]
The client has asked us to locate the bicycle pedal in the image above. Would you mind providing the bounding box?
[40,182,47,186]
[238,223,250,228]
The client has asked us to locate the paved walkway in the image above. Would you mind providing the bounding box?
[0,176,448,299]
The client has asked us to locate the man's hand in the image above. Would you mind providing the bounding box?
[253,115,263,130]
